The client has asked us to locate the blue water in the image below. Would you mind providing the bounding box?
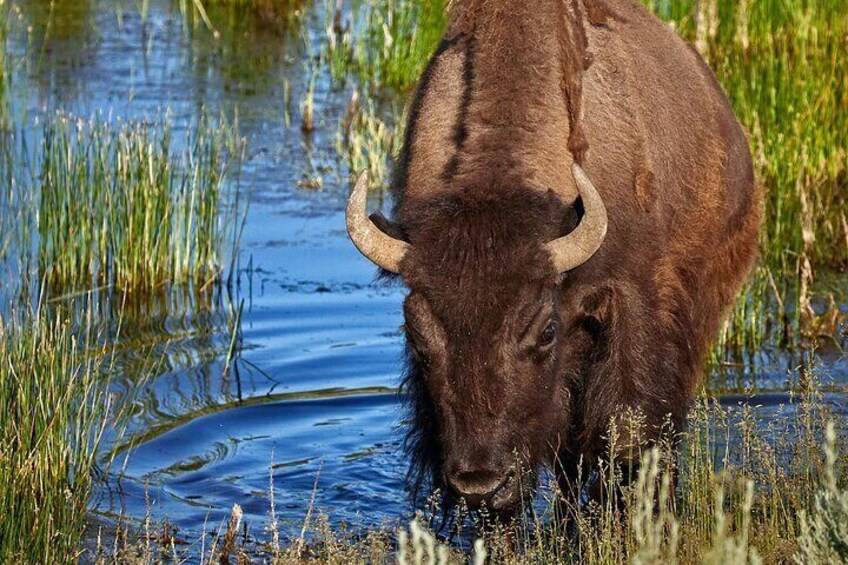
[4,0,416,536]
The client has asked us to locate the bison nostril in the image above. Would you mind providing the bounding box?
[447,468,512,508]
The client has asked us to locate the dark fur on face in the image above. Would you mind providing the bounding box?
[391,183,698,517]
[394,185,586,513]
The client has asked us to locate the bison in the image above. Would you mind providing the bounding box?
[346,0,761,519]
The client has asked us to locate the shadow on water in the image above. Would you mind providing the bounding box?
[0,0,846,550]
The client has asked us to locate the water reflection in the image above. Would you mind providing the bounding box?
[17,0,99,106]
[11,0,317,134]
[41,285,241,402]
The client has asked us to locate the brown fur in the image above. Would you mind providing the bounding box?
[384,0,762,516]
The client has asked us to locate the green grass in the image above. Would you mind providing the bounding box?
[323,0,449,90]
[29,113,244,293]
[642,0,848,361]
[0,5,246,563]
[0,308,112,564]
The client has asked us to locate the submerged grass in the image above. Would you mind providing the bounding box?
[21,112,245,293]
[179,0,308,37]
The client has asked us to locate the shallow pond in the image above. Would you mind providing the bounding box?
[2,0,846,548]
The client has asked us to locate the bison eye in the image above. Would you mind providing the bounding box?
[538,321,558,348]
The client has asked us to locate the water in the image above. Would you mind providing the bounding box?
[2,0,846,545]
[6,0,413,536]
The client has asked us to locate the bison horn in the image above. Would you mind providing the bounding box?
[346,172,409,274]
[546,164,609,272]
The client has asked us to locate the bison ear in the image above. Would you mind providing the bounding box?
[547,190,583,238]
[369,212,409,242]
[582,285,616,320]
[579,285,618,340]
[559,197,583,237]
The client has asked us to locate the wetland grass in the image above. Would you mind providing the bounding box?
[0,9,246,563]
[323,0,448,90]
[327,0,848,358]
[335,89,404,189]
[660,0,848,359]
[33,113,244,293]
[0,308,112,564]
[350,0,447,90]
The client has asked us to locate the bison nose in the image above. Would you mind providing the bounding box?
[447,467,511,509]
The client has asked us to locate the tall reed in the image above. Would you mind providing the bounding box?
[324,0,448,90]
[0,308,111,564]
[335,89,405,188]
[34,113,243,293]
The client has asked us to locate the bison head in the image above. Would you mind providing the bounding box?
[346,165,608,517]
